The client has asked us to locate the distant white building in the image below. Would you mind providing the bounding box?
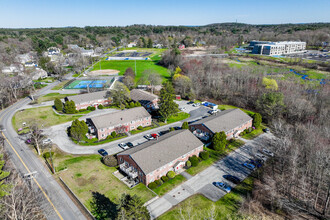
[250,41,306,55]
[48,47,61,56]
[153,43,163,49]
[127,42,137,48]
[2,64,24,74]
[24,61,37,67]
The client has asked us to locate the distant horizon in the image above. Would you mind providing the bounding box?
[0,0,329,28]
[1,22,330,30]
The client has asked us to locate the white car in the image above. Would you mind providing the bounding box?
[262,148,274,157]
[42,138,52,145]
[208,109,219,114]
[255,153,267,161]
[119,143,129,150]
[192,103,200,107]
[179,107,186,111]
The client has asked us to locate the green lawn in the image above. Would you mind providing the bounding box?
[158,176,255,220]
[130,123,158,135]
[56,153,155,212]
[186,139,245,176]
[52,80,70,90]
[92,60,170,82]
[218,105,255,116]
[12,106,81,131]
[37,93,77,104]
[167,112,190,124]
[153,175,186,196]
[241,125,266,140]
[33,77,55,83]
[73,134,128,146]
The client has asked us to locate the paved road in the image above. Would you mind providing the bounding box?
[42,102,210,155]
[147,133,274,219]
[0,81,86,220]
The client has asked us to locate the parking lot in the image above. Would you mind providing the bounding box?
[284,50,330,62]
[147,133,275,219]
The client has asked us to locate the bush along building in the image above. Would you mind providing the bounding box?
[117,130,204,185]
[189,108,252,141]
[86,107,151,140]
[64,90,110,110]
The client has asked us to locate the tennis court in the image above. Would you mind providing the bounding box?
[64,79,110,89]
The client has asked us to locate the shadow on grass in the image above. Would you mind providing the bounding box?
[90,192,118,220]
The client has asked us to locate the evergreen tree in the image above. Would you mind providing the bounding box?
[181,121,189,129]
[54,98,63,111]
[147,38,153,48]
[69,119,88,142]
[117,194,150,220]
[64,100,76,114]
[159,82,178,123]
[212,131,227,152]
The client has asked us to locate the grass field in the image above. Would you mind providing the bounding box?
[37,93,77,103]
[12,106,81,131]
[158,176,255,220]
[218,105,255,117]
[153,174,186,196]
[56,153,155,212]
[92,48,169,81]
[241,124,266,140]
[186,139,245,176]
[52,80,70,90]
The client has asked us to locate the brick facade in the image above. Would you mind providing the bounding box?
[117,145,203,185]
[95,116,151,140]
[190,119,252,139]
[75,99,110,110]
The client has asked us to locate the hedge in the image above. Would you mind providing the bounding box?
[189,155,199,167]
[102,155,117,167]
[161,176,169,182]
[186,160,191,168]
[148,182,157,189]
[199,151,209,160]
[167,171,175,179]
[155,179,163,186]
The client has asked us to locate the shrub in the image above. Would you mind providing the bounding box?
[189,155,199,167]
[87,106,92,110]
[181,121,189,129]
[137,126,143,130]
[54,98,63,111]
[129,102,135,108]
[155,179,163,186]
[167,171,175,179]
[79,109,86,112]
[111,131,117,138]
[135,102,141,107]
[43,152,54,159]
[161,176,169,182]
[102,155,117,167]
[90,106,96,111]
[199,151,209,160]
[186,160,191,168]
[169,127,175,132]
[148,182,157,189]
[98,104,104,109]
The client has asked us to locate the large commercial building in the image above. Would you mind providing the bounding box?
[250,41,306,55]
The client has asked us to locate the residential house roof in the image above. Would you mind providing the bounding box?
[191,108,252,134]
[130,89,158,103]
[90,106,151,130]
[118,130,203,175]
[66,90,108,104]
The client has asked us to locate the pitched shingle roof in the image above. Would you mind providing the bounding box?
[66,91,108,104]
[89,107,151,129]
[191,108,252,133]
[130,89,158,103]
[118,130,203,174]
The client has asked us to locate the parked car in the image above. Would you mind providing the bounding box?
[42,138,52,145]
[126,142,134,148]
[263,128,270,133]
[119,143,129,150]
[159,130,169,136]
[192,103,200,107]
[98,149,108,156]
[213,182,232,193]
[208,109,219,114]
[25,139,32,144]
[187,101,194,105]
[249,159,262,168]
[262,148,274,157]
[179,107,186,111]
[223,175,241,184]
[151,133,159,139]
[255,153,267,161]
[144,134,154,140]
[242,162,255,170]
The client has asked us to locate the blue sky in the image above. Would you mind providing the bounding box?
[0,0,329,28]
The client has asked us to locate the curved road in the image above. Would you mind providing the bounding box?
[0,80,86,220]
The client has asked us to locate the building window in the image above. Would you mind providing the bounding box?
[120,158,123,163]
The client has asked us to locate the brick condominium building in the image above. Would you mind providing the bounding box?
[65,90,110,110]
[117,130,204,185]
[87,107,151,140]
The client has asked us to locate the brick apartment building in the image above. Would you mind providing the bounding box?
[189,108,252,141]
[87,107,151,140]
[117,130,204,185]
[64,90,110,110]
[130,89,159,111]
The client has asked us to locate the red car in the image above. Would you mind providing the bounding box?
[151,133,159,138]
